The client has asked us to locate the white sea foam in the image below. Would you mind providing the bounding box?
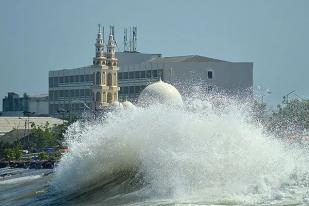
[52,97,309,204]
[0,175,42,185]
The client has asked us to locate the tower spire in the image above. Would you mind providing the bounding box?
[106,25,116,60]
[93,24,106,66]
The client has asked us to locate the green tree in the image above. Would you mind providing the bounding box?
[30,122,58,148]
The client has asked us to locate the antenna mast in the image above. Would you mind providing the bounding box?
[132,26,137,52]
[124,28,128,52]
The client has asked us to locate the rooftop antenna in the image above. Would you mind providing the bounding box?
[124,28,128,52]
[132,26,137,52]
[102,26,104,43]
[129,27,132,52]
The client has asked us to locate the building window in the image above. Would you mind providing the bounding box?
[135,86,141,93]
[118,72,123,80]
[64,90,68,97]
[146,70,151,78]
[49,77,53,88]
[123,87,128,94]
[64,104,70,111]
[59,77,64,83]
[60,90,64,97]
[152,70,158,78]
[54,77,59,87]
[129,72,134,79]
[96,72,101,85]
[69,76,74,83]
[70,90,74,97]
[96,92,101,102]
[80,75,85,82]
[54,90,58,100]
[75,89,79,97]
[49,91,53,101]
[90,74,94,83]
[107,73,112,86]
[65,76,69,83]
[123,72,128,79]
[107,93,112,103]
[141,71,145,78]
[135,71,141,78]
[85,89,90,96]
[208,71,213,79]
[129,86,134,94]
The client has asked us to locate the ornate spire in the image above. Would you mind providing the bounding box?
[93,24,106,65]
[106,25,116,60]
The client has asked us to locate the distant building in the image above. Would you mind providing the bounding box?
[117,54,253,102]
[2,92,48,116]
[48,25,119,117]
[48,25,253,116]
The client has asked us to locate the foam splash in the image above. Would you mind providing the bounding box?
[52,96,309,204]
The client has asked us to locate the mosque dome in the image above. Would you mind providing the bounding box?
[138,79,183,107]
[122,100,135,109]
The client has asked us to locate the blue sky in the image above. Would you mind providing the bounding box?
[0,0,308,109]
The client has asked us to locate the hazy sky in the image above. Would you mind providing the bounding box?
[0,0,308,110]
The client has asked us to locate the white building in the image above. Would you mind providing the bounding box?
[117,54,253,102]
[49,25,253,116]
[49,25,119,116]
[2,93,49,116]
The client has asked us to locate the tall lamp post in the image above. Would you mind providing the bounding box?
[23,111,35,149]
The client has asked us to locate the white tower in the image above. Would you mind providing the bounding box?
[105,26,120,104]
[92,24,118,109]
[93,24,106,66]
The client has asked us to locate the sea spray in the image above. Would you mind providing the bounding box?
[52,96,309,204]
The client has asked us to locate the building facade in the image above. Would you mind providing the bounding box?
[49,25,253,116]
[117,54,253,102]
[2,92,48,116]
[48,25,119,116]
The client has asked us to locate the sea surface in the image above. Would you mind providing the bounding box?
[1,97,309,206]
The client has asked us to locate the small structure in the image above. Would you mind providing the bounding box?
[2,93,48,116]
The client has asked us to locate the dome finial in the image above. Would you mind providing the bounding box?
[98,24,101,33]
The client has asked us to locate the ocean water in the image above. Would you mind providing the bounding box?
[1,97,309,206]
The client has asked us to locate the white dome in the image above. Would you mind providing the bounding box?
[122,100,135,109]
[138,79,183,107]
